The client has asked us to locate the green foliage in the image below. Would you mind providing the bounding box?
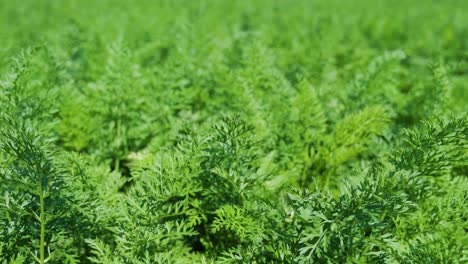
[1,0,467,263]
[285,117,467,263]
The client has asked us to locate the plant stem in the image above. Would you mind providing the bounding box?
[114,118,121,172]
[39,189,45,264]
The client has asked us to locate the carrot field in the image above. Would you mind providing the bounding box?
[0,0,467,263]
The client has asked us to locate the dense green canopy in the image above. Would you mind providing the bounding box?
[0,0,467,263]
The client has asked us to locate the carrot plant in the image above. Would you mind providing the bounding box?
[1,0,467,263]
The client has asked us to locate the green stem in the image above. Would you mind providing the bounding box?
[39,189,45,264]
[114,118,121,172]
